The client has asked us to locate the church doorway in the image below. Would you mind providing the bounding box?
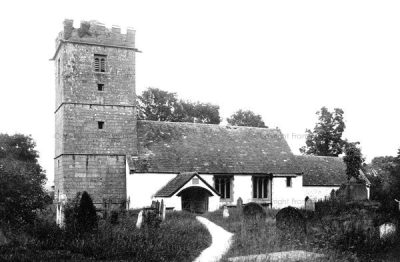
[178,187,211,213]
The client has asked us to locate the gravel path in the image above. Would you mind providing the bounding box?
[194,216,234,262]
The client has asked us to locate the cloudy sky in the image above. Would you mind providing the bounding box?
[1,0,400,186]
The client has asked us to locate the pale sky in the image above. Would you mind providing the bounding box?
[1,0,400,186]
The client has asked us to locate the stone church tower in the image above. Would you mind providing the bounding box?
[53,20,138,209]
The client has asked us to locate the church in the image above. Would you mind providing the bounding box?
[53,20,366,222]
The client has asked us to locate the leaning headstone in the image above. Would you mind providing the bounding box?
[380,223,396,239]
[223,205,229,219]
[304,197,315,211]
[237,197,243,209]
[276,206,306,233]
[243,202,266,220]
[0,228,8,246]
[395,199,400,211]
[161,200,166,221]
[136,210,143,229]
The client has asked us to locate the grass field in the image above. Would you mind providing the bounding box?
[0,211,211,261]
[204,208,368,262]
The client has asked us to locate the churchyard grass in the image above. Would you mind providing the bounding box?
[0,210,211,261]
[204,208,374,262]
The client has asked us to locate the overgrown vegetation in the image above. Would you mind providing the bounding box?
[205,204,400,262]
[0,210,211,261]
[64,191,98,236]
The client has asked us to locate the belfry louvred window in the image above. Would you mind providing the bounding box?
[94,54,106,72]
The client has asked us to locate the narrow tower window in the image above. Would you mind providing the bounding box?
[97,83,104,91]
[94,54,107,72]
[286,177,292,187]
[98,121,104,129]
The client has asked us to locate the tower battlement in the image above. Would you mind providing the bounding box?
[56,19,135,49]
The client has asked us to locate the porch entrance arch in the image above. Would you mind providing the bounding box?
[178,186,213,213]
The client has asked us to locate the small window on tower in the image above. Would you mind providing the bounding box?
[94,54,106,72]
[286,177,292,187]
[98,121,104,129]
[97,83,104,91]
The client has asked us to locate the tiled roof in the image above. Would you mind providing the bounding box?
[295,155,348,186]
[154,172,219,197]
[134,120,300,174]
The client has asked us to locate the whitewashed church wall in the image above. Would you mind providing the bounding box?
[272,175,304,209]
[201,175,253,207]
[303,186,340,202]
[232,176,253,204]
[126,173,176,209]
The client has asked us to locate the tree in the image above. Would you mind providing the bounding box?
[300,107,348,156]
[343,143,364,181]
[367,149,400,212]
[138,87,221,124]
[64,191,98,236]
[0,134,47,225]
[174,101,220,124]
[138,88,179,121]
[226,109,267,128]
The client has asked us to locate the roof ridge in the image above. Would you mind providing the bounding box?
[295,155,343,160]
[137,119,279,131]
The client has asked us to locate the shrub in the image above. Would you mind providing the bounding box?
[143,210,162,229]
[76,191,98,233]
[64,191,98,236]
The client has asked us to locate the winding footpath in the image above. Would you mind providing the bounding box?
[194,216,234,262]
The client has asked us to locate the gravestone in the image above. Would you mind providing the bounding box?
[223,205,229,219]
[276,206,306,233]
[243,202,266,220]
[395,199,400,211]
[380,223,396,240]
[161,200,166,221]
[237,197,243,209]
[136,210,143,229]
[304,197,315,211]
[0,229,8,246]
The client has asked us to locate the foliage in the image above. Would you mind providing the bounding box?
[0,134,47,225]
[138,87,221,124]
[343,143,364,181]
[64,191,98,236]
[138,88,180,121]
[0,211,211,262]
[142,210,162,229]
[206,205,400,262]
[174,100,220,124]
[226,109,267,128]
[205,208,357,262]
[300,107,349,156]
[366,150,400,211]
[76,192,98,233]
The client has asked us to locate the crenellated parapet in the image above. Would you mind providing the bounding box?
[54,19,136,57]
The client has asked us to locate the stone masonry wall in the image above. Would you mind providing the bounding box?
[54,20,137,206]
[60,104,136,154]
[56,43,135,108]
[55,155,126,204]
